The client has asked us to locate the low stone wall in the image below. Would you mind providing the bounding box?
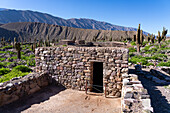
[0,71,51,107]
[35,47,129,97]
[121,73,153,113]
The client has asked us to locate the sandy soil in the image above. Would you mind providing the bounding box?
[0,85,121,113]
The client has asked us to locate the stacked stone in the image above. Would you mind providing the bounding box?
[35,47,128,97]
[121,73,153,113]
[0,71,50,107]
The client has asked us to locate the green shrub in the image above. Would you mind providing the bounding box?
[143,45,152,51]
[1,45,13,49]
[13,65,32,72]
[0,57,6,61]
[0,63,5,68]
[146,63,154,66]
[0,68,10,76]
[129,47,136,52]
[129,56,148,65]
[142,41,148,46]
[0,70,29,83]
[8,56,17,60]
[63,44,67,47]
[130,41,136,46]
[157,61,170,67]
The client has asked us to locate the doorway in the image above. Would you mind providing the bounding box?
[92,62,103,93]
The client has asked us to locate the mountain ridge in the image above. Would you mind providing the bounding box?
[0,22,137,42]
[0,9,143,33]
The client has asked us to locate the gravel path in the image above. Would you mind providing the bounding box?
[0,85,121,113]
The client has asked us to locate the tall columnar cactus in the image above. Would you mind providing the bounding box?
[146,34,150,42]
[157,31,161,47]
[133,35,136,42]
[140,30,144,44]
[15,42,22,59]
[136,24,144,53]
[32,37,37,52]
[161,27,168,41]
[150,34,155,43]
[13,37,17,48]
[1,37,6,46]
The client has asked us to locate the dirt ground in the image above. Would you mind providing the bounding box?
[0,85,121,113]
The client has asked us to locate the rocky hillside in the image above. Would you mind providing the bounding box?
[0,22,136,41]
[0,9,138,32]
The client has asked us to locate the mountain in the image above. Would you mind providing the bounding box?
[0,9,139,32]
[0,22,136,42]
[0,8,6,11]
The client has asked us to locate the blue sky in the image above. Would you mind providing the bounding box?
[0,0,169,35]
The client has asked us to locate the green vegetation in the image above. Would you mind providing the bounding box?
[0,68,10,76]
[0,45,13,49]
[0,65,32,83]
[0,57,6,61]
[130,41,136,46]
[129,47,137,52]
[129,54,168,66]
[157,60,170,67]
[13,65,32,72]
[63,44,67,47]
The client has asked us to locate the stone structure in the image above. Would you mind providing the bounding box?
[121,73,153,113]
[0,71,51,107]
[35,47,129,97]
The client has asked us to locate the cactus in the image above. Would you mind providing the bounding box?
[161,27,168,41]
[15,42,22,59]
[133,35,136,42]
[157,31,161,48]
[146,34,150,42]
[1,37,6,46]
[13,37,17,48]
[8,38,11,45]
[109,36,112,41]
[73,36,76,42]
[136,24,144,53]
[150,34,155,43]
[32,37,37,52]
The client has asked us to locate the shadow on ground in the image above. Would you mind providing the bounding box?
[129,69,170,113]
[0,84,66,113]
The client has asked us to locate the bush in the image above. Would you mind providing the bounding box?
[0,57,6,61]
[13,65,32,72]
[146,63,154,66]
[143,45,152,51]
[0,68,10,76]
[130,41,136,46]
[2,45,13,49]
[129,47,136,52]
[129,56,148,65]
[142,41,148,46]
[63,44,67,47]
[157,61,170,67]
[8,56,17,60]
[0,70,29,83]
[0,63,5,68]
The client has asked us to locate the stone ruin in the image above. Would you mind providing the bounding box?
[0,46,153,112]
[35,47,129,97]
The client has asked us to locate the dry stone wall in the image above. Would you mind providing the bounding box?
[35,47,129,97]
[0,71,51,107]
[121,73,153,113]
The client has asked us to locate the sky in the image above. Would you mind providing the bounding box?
[0,0,170,35]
